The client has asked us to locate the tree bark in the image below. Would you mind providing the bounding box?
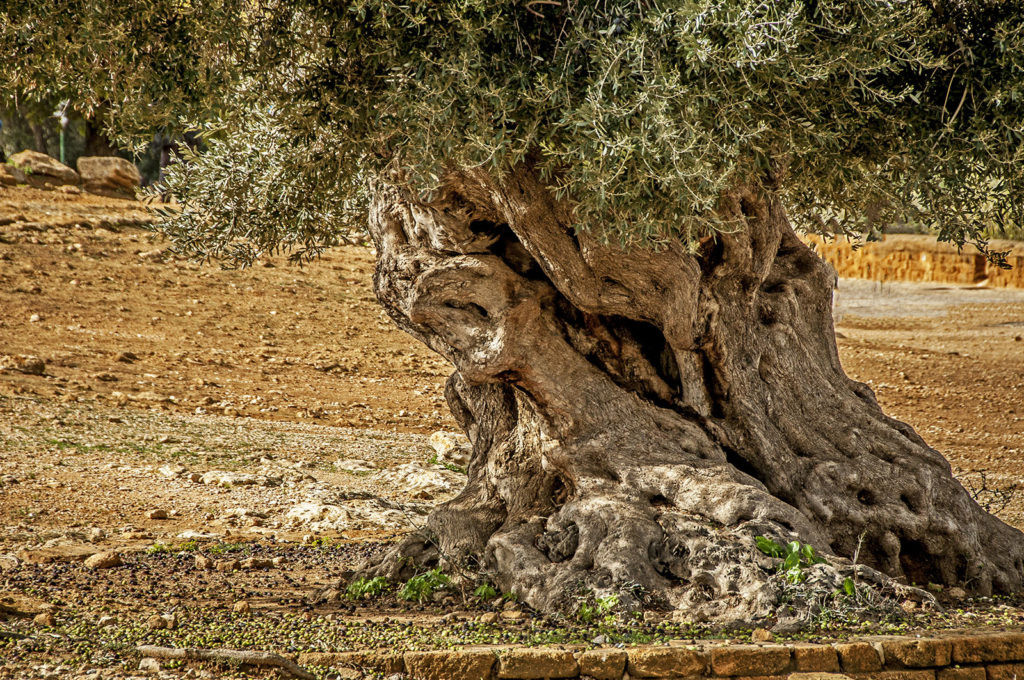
[83,116,116,157]
[361,167,1024,621]
[30,122,49,156]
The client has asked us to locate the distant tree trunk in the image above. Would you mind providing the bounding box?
[30,122,48,156]
[82,117,116,157]
[361,166,1024,620]
[158,138,177,184]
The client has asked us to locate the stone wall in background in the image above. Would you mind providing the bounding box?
[805,234,1024,289]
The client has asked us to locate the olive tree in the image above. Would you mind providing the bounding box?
[7,0,1024,621]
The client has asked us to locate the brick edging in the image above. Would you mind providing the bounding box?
[297,630,1024,679]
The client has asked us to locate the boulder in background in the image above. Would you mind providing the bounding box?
[77,156,141,199]
[8,150,80,188]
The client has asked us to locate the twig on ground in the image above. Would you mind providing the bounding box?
[964,470,1019,516]
[135,645,314,680]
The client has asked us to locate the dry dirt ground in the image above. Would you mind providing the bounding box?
[1,185,1024,678]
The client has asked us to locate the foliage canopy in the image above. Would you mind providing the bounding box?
[5,0,1024,263]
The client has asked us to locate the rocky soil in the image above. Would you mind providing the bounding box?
[1,184,1023,678]
[833,278,1024,528]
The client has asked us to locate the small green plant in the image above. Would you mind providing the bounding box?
[576,593,619,624]
[207,542,249,555]
[595,594,619,615]
[842,576,857,597]
[308,536,334,549]
[147,540,199,555]
[473,583,499,601]
[427,453,466,475]
[755,536,826,583]
[346,576,390,601]
[398,568,451,603]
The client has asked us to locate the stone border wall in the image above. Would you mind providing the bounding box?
[294,630,1024,679]
[804,234,1024,288]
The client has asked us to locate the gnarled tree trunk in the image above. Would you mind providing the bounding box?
[361,167,1024,621]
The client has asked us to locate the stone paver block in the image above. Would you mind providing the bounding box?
[793,644,841,672]
[834,642,883,673]
[298,650,404,674]
[405,649,496,680]
[881,639,953,668]
[628,646,707,677]
[788,674,853,680]
[985,663,1024,680]
[951,634,1024,664]
[850,671,935,680]
[579,648,627,680]
[711,645,791,677]
[498,648,577,679]
[935,668,986,680]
